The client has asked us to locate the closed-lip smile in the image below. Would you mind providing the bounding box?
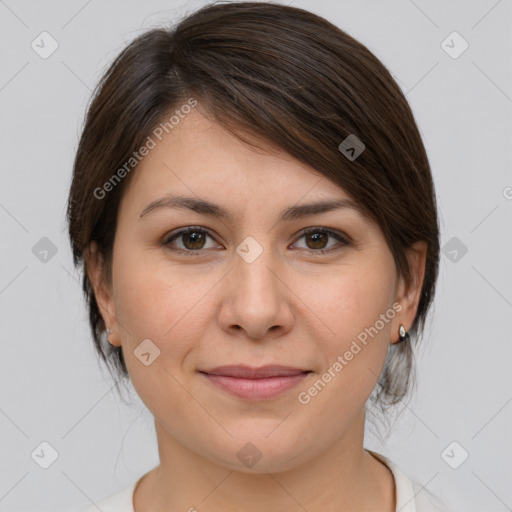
[199,365,312,400]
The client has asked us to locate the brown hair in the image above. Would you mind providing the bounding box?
[66,1,439,419]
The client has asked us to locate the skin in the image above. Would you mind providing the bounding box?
[87,104,427,512]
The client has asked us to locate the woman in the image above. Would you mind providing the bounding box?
[67,2,447,510]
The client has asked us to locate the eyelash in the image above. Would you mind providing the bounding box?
[162,226,350,256]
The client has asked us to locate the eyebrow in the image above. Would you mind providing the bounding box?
[139,194,366,223]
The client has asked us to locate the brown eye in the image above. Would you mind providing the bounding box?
[163,226,349,256]
[305,231,329,250]
[293,228,349,254]
[181,230,207,250]
[164,227,218,254]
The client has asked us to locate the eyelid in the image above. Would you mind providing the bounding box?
[163,226,350,255]
[297,226,351,245]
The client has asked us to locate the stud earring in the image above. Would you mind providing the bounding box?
[398,324,408,342]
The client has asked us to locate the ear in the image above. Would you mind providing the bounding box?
[84,241,121,346]
[391,241,428,344]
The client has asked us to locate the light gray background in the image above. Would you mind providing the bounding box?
[0,0,511,511]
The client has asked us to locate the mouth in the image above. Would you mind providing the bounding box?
[200,365,311,378]
[198,365,312,400]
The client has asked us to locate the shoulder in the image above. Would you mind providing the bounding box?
[367,449,452,512]
[75,480,138,512]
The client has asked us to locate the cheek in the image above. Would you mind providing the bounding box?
[312,264,395,341]
[112,258,200,413]
[112,253,216,381]
[301,262,395,407]
[113,250,201,338]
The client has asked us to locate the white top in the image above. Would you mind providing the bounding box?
[78,450,448,512]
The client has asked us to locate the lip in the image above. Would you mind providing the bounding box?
[199,365,312,400]
[200,365,309,378]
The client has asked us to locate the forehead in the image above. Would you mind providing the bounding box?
[119,107,355,215]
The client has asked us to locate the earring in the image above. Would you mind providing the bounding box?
[105,328,114,344]
[398,324,408,342]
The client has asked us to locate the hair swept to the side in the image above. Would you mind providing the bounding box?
[67,1,439,424]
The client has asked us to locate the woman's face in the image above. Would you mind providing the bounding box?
[89,105,425,473]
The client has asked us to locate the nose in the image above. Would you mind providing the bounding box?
[217,244,294,340]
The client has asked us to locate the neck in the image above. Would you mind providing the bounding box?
[133,410,395,512]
